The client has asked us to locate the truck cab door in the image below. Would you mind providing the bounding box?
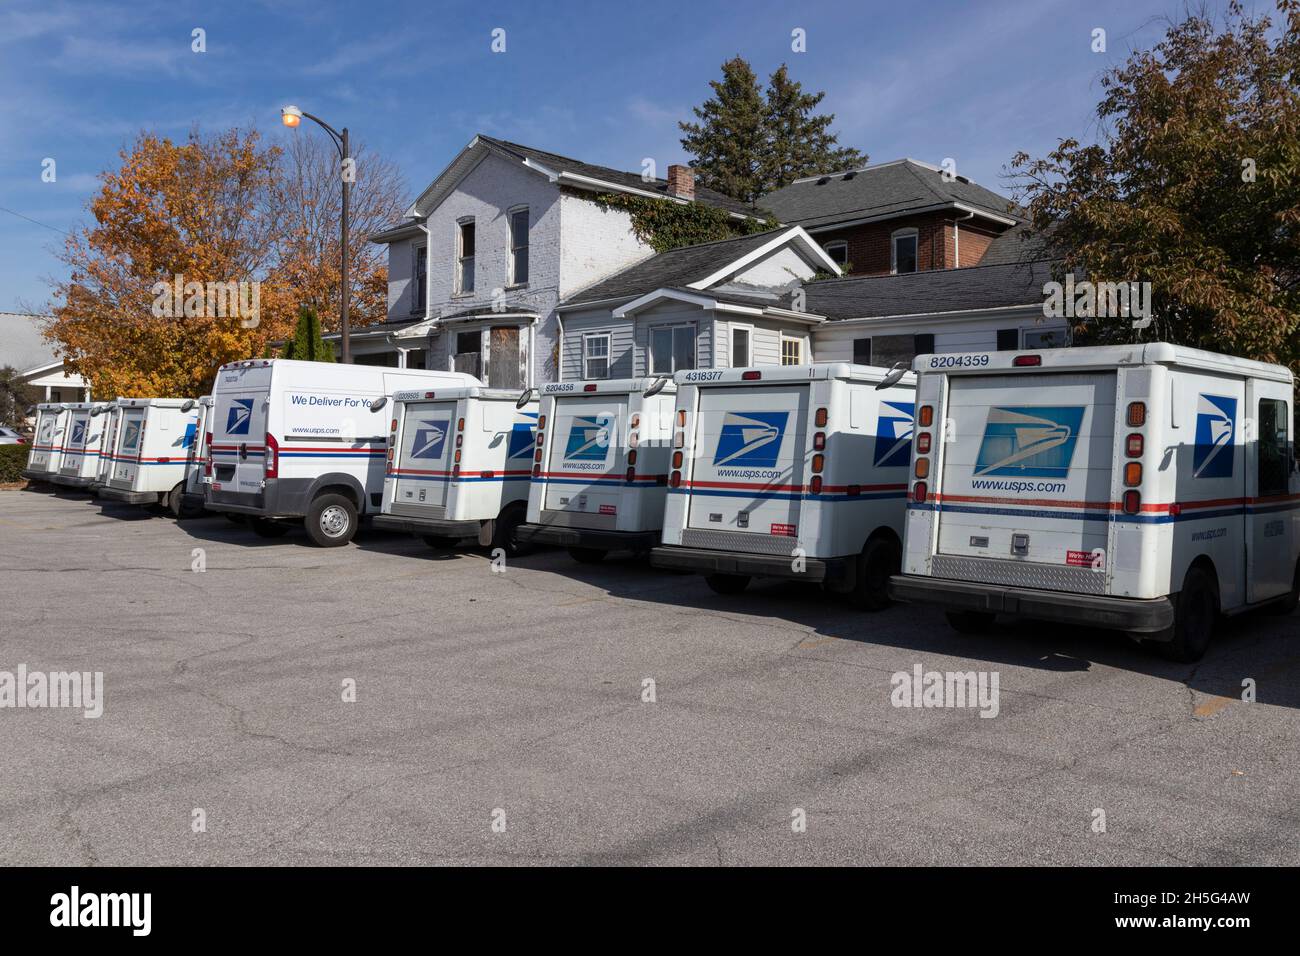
[1245,382,1294,603]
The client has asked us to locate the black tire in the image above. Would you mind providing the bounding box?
[422,534,461,549]
[166,483,185,518]
[705,573,750,595]
[568,547,606,564]
[224,513,246,524]
[305,493,358,547]
[490,504,528,557]
[250,517,290,538]
[851,535,901,610]
[945,610,996,634]
[1151,565,1218,662]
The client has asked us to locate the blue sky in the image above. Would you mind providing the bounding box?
[0,0,1221,315]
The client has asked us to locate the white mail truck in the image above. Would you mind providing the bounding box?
[650,363,917,607]
[179,396,214,516]
[49,402,109,489]
[97,398,201,515]
[371,386,539,554]
[888,343,1299,661]
[518,376,677,562]
[88,402,121,494]
[21,403,71,481]
[205,360,477,546]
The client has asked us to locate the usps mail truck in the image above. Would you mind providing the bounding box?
[518,377,677,562]
[179,396,214,515]
[49,402,109,489]
[21,403,71,481]
[650,363,917,607]
[88,402,121,494]
[371,386,539,554]
[97,398,201,515]
[205,360,478,546]
[888,343,1299,661]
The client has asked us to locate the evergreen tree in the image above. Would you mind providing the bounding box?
[281,305,335,362]
[680,58,867,203]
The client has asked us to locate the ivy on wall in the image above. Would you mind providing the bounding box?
[589,192,777,253]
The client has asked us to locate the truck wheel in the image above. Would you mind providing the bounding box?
[851,536,901,610]
[250,517,290,538]
[705,573,750,595]
[166,484,185,518]
[945,610,995,633]
[422,535,461,549]
[305,494,358,547]
[491,504,528,557]
[568,547,606,564]
[1153,566,1218,662]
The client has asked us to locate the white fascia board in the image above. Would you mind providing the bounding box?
[613,288,714,317]
[687,225,841,290]
[803,202,1017,234]
[761,307,825,325]
[556,171,686,204]
[823,303,1043,326]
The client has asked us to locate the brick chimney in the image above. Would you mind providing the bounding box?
[666,164,695,200]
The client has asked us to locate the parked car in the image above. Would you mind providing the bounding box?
[0,426,27,444]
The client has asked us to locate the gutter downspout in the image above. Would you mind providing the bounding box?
[555,312,564,382]
[953,210,975,268]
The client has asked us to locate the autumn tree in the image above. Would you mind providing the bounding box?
[680,57,866,203]
[1008,1,1300,367]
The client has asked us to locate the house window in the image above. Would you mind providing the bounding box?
[892,229,918,274]
[823,241,848,267]
[1023,328,1069,349]
[780,335,804,366]
[583,333,611,380]
[852,337,872,366]
[454,330,482,378]
[412,246,427,312]
[456,220,475,294]
[996,328,1020,351]
[730,325,752,368]
[508,208,529,286]
[650,325,696,375]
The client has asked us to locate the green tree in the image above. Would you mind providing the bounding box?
[280,305,335,362]
[1008,1,1300,368]
[0,366,40,430]
[680,57,867,203]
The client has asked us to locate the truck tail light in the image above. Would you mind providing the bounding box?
[674,432,684,448]
[452,464,460,478]
[630,414,640,428]
[456,434,463,448]
[811,454,824,473]
[1127,402,1146,427]
[1126,434,1144,457]
[1122,490,1140,514]
[1012,355,1042,367]
[536,432,544,446]
[810,475,823,494]
[203,432,213,477]
[1124,462,1142,486]
[625,467,636,483]
[676,409,686,427]
[915,457,930,479]
[264,433,279,479]
[532,464,540,477]
[387,447,394,463]
[918,405,934,427]
[672,451,683,469]
[584,383,597,392]
[537,415,546,430]
[741,371,761,381]
[627,450,637,466]
[457,417,465,432]
[912,481,928,504]
[454,449,461,464]
[813,432,826,451]
[534,449,543,462]
[917,432,931,454]
[815,407,828,427]
[390,418,397,431]
[669,471,681,488]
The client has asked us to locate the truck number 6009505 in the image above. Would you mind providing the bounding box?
[929,354,990,368]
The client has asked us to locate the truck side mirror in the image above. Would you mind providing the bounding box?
[643,376,669,398]
[369,396,388,412]
[516,388,537,410]
[875,361,909,390]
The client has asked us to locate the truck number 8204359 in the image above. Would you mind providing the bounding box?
[930,354,990,368]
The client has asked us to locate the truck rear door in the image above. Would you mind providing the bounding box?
[686,384,808,539]
[543,393,627,518]
[212,384,268,495]
[111,406,147,486]
[61,411,92,475]
[936,371,1116,572]
[389,400,455,515]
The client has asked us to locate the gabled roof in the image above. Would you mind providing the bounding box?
[803,258,1054,320]
[559,226,836,309]
[760,158,1020,232]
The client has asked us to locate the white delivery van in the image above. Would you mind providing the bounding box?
[518,376,677,562]
[371,386,539,554]
[88,402,121,494]
[888,343,1299,661]
[650,363,917,607]
[179,396,214,516]
[21,403,71,481]
[205,359,478,546]
[97,398,201,515]
[49,402,110,489]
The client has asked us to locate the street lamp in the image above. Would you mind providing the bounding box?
[281,104,353,363]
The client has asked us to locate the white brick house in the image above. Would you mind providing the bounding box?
[369,135,761,387]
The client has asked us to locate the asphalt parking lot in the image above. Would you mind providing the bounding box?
[1,486,1298,866]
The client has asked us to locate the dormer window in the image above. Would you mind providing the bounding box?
[892,228,918,274]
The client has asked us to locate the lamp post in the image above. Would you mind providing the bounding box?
[281,104,353,363]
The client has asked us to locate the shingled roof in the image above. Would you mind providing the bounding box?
[803,259,1054,320]
[761,159,1020,230]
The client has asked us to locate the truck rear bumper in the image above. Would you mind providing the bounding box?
[650,544,841,584]
[19,469,52,482]
[97,486,160,506]
[887,574,1175,635]
[370,514,482,538]
[518,523,659,553]
[48,474,95,488]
